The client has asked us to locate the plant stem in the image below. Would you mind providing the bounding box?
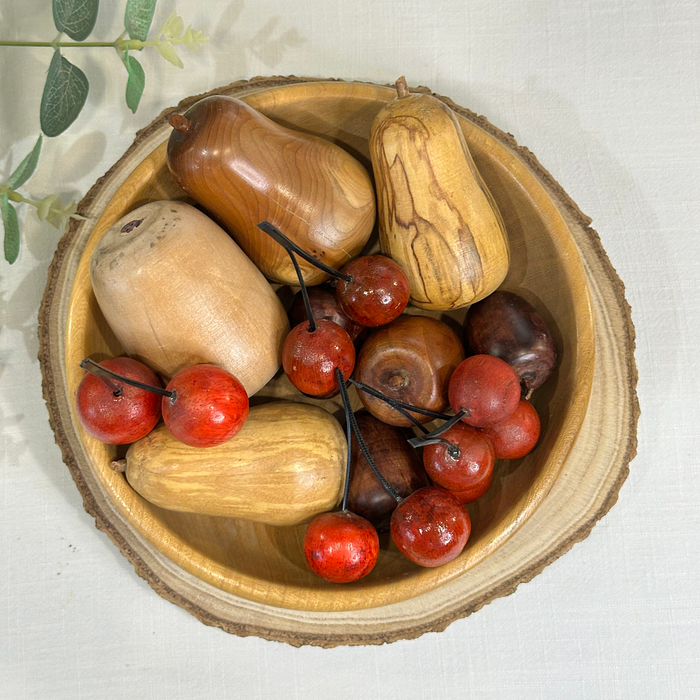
[336,369,402,503]
[0,186,41,207]
[288,250,317,332]
[257,221,353,283]
[407,411,466,456]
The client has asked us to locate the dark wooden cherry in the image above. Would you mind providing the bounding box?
[390,486,471,568]
[465,291,557,398]
[423,422,494,497]
[481,398,541,459]
[162,364,249,447]
[76,357,162,445]
[289,285,365,342]
[448,354,521,428]
[282,319,356,397]
[355,315,465,426]
[336,255,410,327]
[346,411,429,531]
[303,510,379,583]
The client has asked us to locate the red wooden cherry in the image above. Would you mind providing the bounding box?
[423,423,494,497]
[303,510,379,583]
[282,319,356,397]
[482,398,541,459]
[448,354,521,428]
[289,285,365,342]
[162,364,249,447]
[76,357,162,444]
[336,255,410,327]
[390,486,471,567]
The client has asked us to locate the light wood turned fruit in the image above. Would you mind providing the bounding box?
[39,78,638,647]
[166,95,376,286]
[370,77,510,310]
[89,200,289,394]
[116,402,347,527]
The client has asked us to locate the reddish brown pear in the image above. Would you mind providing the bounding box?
[166,95,376,285]
[346,412,429,531]
[355,315,465,426]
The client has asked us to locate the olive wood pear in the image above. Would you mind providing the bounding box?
[117,402,347,526]
[369,77,510,310]
[166,95,376,285]
[89,200,289,395]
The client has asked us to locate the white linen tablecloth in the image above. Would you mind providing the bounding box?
[1,0,698,697]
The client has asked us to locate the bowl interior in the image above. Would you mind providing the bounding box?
[64,81,594,612]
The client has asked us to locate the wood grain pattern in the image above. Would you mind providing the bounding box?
[370,83,510,310]
[166,95,376,285]
[37,78,637,647]
[89,200,289,394]
[122,402,347,526]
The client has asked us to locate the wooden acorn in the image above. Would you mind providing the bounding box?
[166,95,376,286]
[355,315,465,426]
[369,77,510,310]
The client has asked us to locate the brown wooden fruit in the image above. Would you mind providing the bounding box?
[117,402,347,526]
[369,77,510,310]
[355,315,465,426]
[166,95,376,285]
[346,411,429,531]
[89,200,289,395]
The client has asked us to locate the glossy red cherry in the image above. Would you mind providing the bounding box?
[76,357,162,444]
[336,255,410,327]
[289,286,365,342]
[162,364,249,447]
[390,487,471,567]
[423,423,495,498]
[304,510,380,583]
[482,399,541,459]
[448,354,521,428]
[282,319,356,397]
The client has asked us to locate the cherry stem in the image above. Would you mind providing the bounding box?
[336,369,402,504]
[287,248,317,333]
[407,411,466,457]
[80,358,175,399]
[348,378,452,421]
[257,221,353,283]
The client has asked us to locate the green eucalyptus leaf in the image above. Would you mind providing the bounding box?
[124,54,145,113]
[40,51,89,137]
[124,0,157,41]
[53,0,99,41]
[5,135,43,190]
[1,193,20,264]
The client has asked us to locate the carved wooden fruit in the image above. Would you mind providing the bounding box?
[346,411,429,531]
[166,95,376,285]
[118,402,346,526]
[369,77,510,310]
[355,314,465,426]
[89,200,289,395]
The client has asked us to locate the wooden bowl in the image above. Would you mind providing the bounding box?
[39,77,637,646]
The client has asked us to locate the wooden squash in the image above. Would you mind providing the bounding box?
[89,200,289,395]
[369,78,510,310]
[117,402,347,527]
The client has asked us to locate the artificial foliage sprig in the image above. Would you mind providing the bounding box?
[0,135,84,263]
[0,0,209,136]
[0,0,208,264]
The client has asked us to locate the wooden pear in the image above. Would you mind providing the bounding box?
[166,95,376,285]
[115,402,347,526]
[89,200,289,395]
[369,77,510,310]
